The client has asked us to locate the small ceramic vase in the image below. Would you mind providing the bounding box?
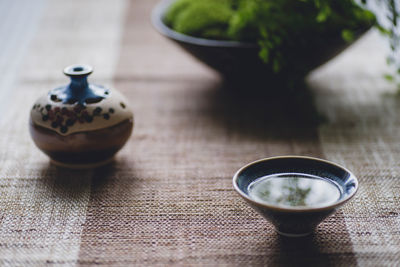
[29,65,134,168]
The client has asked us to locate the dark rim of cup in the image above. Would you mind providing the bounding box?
[232,156,359,213]
[151,0,257,48]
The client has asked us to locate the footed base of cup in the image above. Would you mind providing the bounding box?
[276,229,313,238]
[50,157,114,169]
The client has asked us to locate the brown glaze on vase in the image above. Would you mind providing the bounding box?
[29,65,134,168]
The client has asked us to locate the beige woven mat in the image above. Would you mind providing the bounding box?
[0,0,399,266]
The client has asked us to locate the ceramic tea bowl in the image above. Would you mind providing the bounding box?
[152,0,368,82]
[29,65,134,169]
[233,156,358,237]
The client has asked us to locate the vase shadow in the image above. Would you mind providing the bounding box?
[36,159,132,200]
[37,162,92,200]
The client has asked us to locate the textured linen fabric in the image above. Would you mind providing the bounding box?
[311,30,400,266]
[0,0,399,266]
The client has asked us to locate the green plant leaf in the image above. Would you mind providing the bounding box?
[342,29,355,42]
[166,0,397,87]
[384,74,394,81]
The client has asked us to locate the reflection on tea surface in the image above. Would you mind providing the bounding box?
[248,174,341,208]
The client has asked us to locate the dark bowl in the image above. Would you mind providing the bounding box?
[233,156,358,237]
[151,0,368,82]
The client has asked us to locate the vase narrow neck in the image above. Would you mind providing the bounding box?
[69,76,89,91]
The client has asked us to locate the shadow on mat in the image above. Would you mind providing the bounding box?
[202,79,323,142]
[37,159,134,200]
[269,234,331,267]
[257,225,357,267]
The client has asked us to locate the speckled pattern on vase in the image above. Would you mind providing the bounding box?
[29,65,134,168]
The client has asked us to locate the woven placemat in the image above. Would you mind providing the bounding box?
[0,0,399,265]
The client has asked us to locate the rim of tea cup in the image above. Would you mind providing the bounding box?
[233,156,358,213]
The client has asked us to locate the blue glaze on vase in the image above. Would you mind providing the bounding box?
[49,65,109,105]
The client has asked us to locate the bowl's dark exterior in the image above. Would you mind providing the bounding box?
[233,156,358,237]
[152,0,367,82]
[247,200,336,237]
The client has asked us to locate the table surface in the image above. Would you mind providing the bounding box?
[1,0,399,265]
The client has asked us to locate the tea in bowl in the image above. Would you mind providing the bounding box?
[233,156,358,237]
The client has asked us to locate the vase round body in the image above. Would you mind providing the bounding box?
[29,65,134,168]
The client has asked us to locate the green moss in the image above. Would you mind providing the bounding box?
[165,0,234,40]
[165,0,378,76]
